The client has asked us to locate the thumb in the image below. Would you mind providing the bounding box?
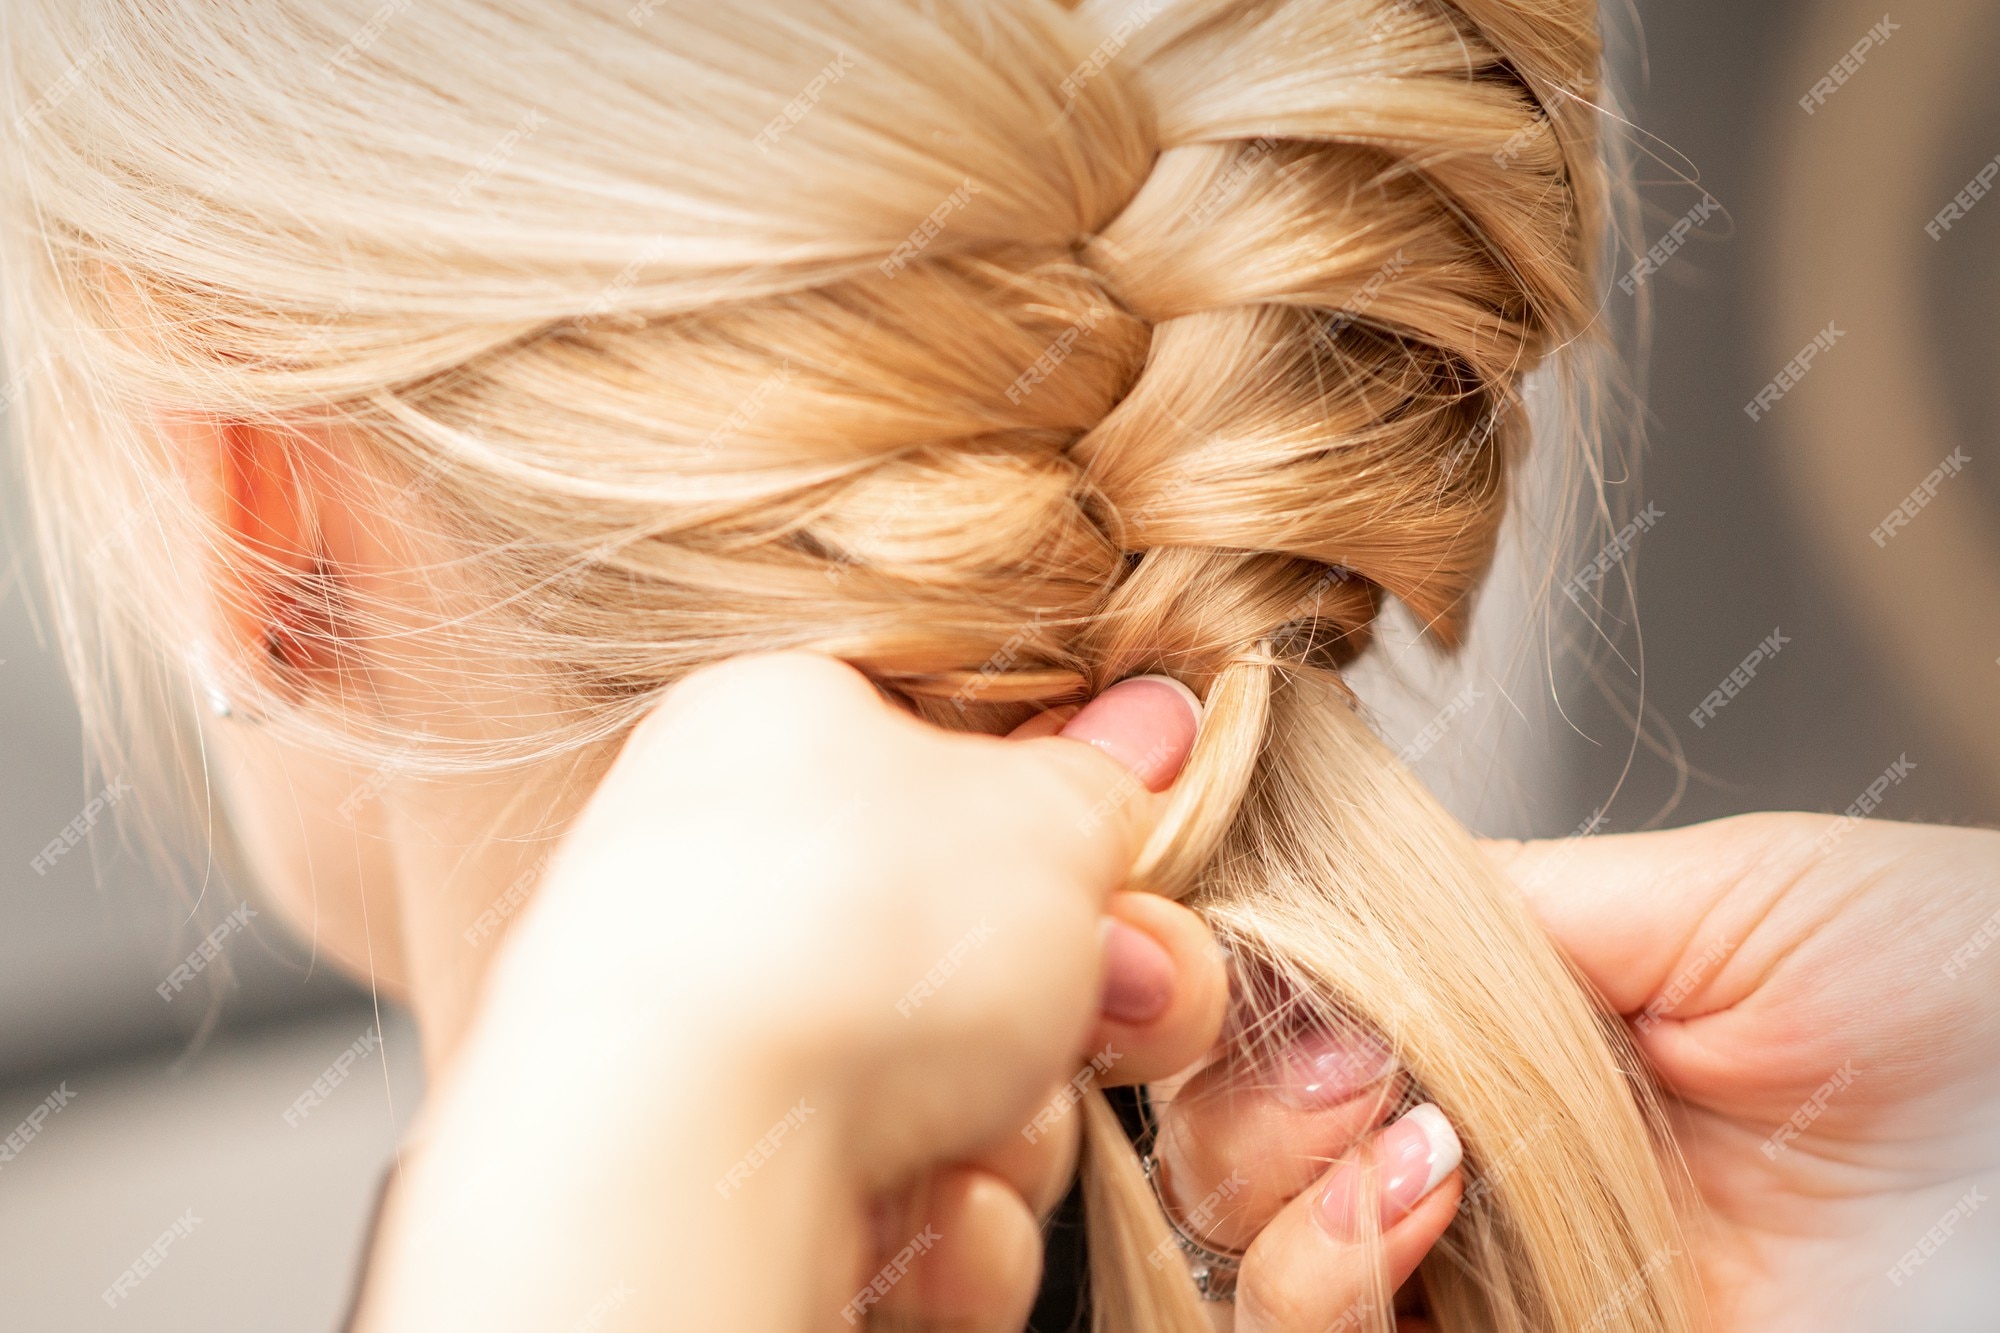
[1478,814,1813,1017]
[1042,674,1204,795]
[1004,674,1204,874]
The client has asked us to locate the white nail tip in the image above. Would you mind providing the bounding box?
[1402,1103,1463,1197]
[1124,673,1205,724]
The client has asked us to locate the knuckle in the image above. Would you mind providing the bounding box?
[657,651,871,738]
[631,651,890,795]
[1720,808,1830,846]
[1238,1226,1375,1333]
[1714,810,1848,878]
[989,1092,1082,1215]
[1235,1254,1324,1333]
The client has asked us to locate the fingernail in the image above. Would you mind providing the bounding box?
[1100,918,1174,1025]
[1315,1103,1462,1240]
[1272,1027,1397,1109]
[1058,675,1202,793]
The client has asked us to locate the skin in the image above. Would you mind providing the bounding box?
[176,416,2000,1329]
[1489,815,2000,1329]
[181,415,1462,1330]
[1149,816,2000,1331]
[347,649,1224,1331]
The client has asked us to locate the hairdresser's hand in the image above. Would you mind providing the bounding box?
[853,682,1230,1330]
[351,653,1227,1333]
[1143,998,1465,1333]
[1488,814,2000,1329]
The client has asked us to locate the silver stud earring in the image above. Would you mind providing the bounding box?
[186,639,236,720]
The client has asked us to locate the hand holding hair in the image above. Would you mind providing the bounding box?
[1143,813,2000,1333]
[2,0,1724,1327]
[346,653,1230,1333]
[1142,990,1466,1333]
[1487,814,2000,1330]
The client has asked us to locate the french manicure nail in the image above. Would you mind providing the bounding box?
[1273,1026,1397,1109]
[1315,1102,1462,1240]
[1057,674,1202,793]
[1100,918,1174,1025]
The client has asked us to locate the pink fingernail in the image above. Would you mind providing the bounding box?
[1315,1103,1462,1240]
[1100,918,1174,1025]
[1273,1027,1397,1109]
[1057,675,1202,793]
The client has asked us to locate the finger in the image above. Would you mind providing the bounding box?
[1000,671,1205,901]
[1003,704,1080,740]
[1094,892,1230,1084]
[1479,813,1820,1015]
[1150,1023,1404,1252]
[1052,675,1203,793]
[970,1074,1085,1219]
[1009,681,1216,1065]
[866,1166,1042,1332]
[968,896,1230,1232]
[1235,1105,1464,1333]
[980,878,1230,1223]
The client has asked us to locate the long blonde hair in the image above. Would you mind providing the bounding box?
[0,0,1698,1329]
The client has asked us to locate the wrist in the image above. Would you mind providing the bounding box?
[355,986,864,1332]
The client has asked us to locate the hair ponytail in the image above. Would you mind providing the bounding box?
[2,1,1698,1327]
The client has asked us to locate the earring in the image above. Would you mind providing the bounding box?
[186,639,238,720]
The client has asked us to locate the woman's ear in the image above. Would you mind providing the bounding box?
[159,409,335,688]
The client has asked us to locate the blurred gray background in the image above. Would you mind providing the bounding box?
[0,0,1994,1328]
[0,473,422,1333]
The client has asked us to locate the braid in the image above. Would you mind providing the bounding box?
[7,1,1693,1329]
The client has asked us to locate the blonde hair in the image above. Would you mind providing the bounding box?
[0,1,1698,1329]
